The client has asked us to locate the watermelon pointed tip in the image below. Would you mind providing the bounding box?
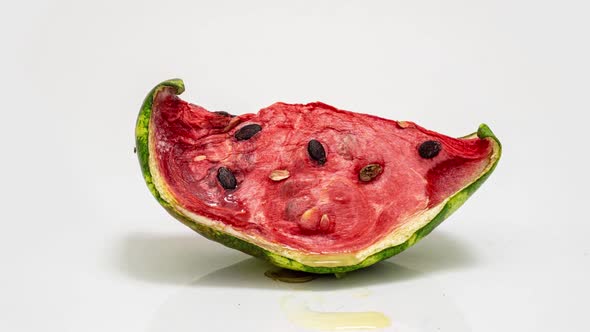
[158,78,185,94]
[477,123,494,139]
[477,123,502,150]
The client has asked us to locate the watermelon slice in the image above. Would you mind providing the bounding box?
[135,79,501,273]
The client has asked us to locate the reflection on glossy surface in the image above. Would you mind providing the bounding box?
[280,295,391,330]
[197,258,421,291]
[138,231,474,331]
[116,230,476,286]
[147,259,470,331]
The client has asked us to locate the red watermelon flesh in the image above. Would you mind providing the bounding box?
[150,88,492,254]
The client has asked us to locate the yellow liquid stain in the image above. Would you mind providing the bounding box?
[281,295,391,330]
[351,288,372,299]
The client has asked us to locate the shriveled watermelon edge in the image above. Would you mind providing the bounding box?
[135,79,502,274]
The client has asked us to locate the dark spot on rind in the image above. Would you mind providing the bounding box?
[359,163,383,182]
[418,140,442,159]
[235,124,262,141]
[217,167,237,189]
[307,139,326,164]
[133,147,136,154]
[214,111,235,117]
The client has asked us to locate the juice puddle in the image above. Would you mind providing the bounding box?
[265,268,319,283]
[281,295,391,330]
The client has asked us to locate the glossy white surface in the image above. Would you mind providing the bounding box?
[1,1,589,331]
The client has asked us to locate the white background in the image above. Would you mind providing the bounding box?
[1,1,589,331]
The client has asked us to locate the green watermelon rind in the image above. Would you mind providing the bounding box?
[135,79,502,274]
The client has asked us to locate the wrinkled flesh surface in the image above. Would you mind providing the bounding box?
[152,89,492,254]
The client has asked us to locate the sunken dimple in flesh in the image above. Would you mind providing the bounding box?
[152,91,492,254]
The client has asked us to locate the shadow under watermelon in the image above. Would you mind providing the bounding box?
[115,230,476,288]
[192,230,477,290]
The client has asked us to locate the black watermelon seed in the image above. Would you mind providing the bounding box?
[418,140,442,159]
[217,167,237,189]
[359,163,383,182]
[307,139,326,165]
[234,124,262,141]
[214,111,235,117]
